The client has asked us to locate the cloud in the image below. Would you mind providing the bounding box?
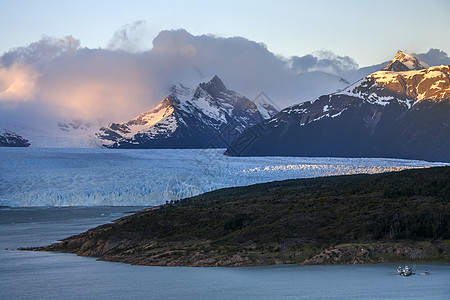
[147,29,296,98]
[290,50,359,75]
[0,28,360,128]
[1,35,80,69]
[415,49,450,67]
[0,35,159,122]
[36,49,156,121]
[0,62,38,102]
[108,20,155,53]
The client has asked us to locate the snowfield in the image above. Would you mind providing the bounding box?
[1,148,447,207]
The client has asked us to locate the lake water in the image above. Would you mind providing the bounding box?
[1,207,449,299]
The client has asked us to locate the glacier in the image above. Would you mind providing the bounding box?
[0,148,447,207]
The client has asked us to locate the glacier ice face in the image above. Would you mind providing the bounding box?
[0,148,447,207]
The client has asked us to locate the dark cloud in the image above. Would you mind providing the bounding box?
[147,29,295,98]
[290,50,359,75]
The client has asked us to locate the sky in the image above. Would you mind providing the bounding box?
[1,0,449,66]
[0,0,449,127]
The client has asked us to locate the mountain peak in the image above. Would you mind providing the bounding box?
[210,74,224,85]
[199,75,227,94]
[382,50,428,72]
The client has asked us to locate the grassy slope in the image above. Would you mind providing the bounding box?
[34,166,450,266]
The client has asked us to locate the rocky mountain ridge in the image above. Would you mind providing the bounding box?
[0,129,30,147]
[96,76,278,148]
[225,51,450,162]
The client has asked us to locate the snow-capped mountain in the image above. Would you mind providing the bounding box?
[96,76,279,148]
[226,51,450,162]
[0,129,30,147]
[381,50,428,71]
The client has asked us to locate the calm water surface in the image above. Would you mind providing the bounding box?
[1,207,449,299]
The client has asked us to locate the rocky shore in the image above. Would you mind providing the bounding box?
[30,234,449,267]
[301,242,449,265]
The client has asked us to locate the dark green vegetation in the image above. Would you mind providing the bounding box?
[30,166,450,266]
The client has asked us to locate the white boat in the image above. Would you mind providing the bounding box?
[396,265,415,276]
[401,266,413,276]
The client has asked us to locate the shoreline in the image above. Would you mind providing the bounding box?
[21,167,450,267]
[25,240,450,267]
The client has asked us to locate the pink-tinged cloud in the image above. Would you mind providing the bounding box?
[0,62,38,102]
[36,49,157,122]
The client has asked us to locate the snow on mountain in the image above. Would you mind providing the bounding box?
[97,75,279,149]
[338,49,449,84]
[339,63,450,106]
[97,97,178,147]
[382,50,428,71]
[226,51,450,162]
[252,92,280,119]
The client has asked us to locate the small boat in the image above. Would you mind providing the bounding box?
[396,265,415,276]
[419,272,430,275]
[401,265,413,276]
